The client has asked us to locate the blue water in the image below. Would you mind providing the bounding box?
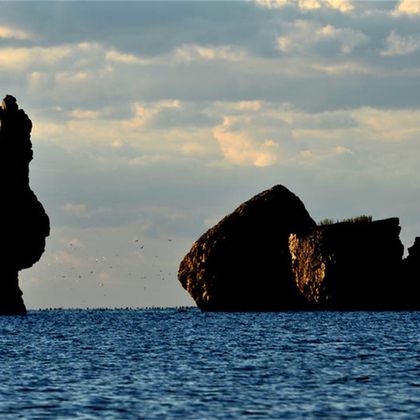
[0,309,418,419]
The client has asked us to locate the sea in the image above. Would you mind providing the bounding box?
[0,309,418,419]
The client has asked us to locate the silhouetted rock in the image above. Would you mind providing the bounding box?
[179,183,420,311]
[402,237,420,309]
[289,218,405,310]
[0,95,50,315]
[178,185,316,310]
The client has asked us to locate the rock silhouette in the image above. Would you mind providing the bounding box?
[179,185,419,311]
[289,218,404,309]
[178,185,316,310]
[0,95,50,315]
[402,237,420,309]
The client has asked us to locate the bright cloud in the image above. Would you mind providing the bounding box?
[298,0,322,10]
[128,100,183,129]
[213,118,281,167]
[0,25,31,40]
[324,0,353,13]
[256,0,353,12]
[393,0,420,15]
[254,0,289,9]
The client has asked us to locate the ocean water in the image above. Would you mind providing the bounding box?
[0,309,418,419]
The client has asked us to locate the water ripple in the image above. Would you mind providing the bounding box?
[0,309,418,418]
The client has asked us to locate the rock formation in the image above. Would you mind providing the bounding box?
[179,185,419,311]
[0,95,50,315]
[289,218,404,310]
[178,185,316,311]
[402,237,420,309]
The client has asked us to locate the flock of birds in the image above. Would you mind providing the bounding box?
[43,236,177,306]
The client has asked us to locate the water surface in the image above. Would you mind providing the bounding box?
[0,309,418,418]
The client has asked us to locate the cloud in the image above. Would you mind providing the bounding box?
[105,50,152,65]
[27,71,55,95]
[380,31,420,56]
[311,62,371,75]
[0,1,273,59]
[0,25,31,40]
[334,145,354,155]
[235,101,263,111]
[179,142,209,156]
[277,20,368,55]
[352,107,420,142]
[256,0,353,12]
[0,45,72,71]
[288,109,358,130]
[69,109,99,120]
[213,117,282,167]
[213,126,280,167]
[128,100,183,128]
[298,0,322,9]
[175,45,246,62]
[3,5,420,114]
[255,0,288,8]
[324,0,354,13]
[393,0,420,15]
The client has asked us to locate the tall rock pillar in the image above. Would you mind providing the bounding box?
[0,95,50,314]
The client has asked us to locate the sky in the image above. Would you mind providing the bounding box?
[2,0,420,309]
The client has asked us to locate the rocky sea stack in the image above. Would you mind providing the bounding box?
[178,185,317,311]
[178,185,419,311]
[0,95,50,315]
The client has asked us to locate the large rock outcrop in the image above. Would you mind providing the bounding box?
[179,185,419,311]
[0,95,50,315]
[178,185,316,311]
[289,218,405,310]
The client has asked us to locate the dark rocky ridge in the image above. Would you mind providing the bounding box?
[0,95,50,315]
[179,185,420,311]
